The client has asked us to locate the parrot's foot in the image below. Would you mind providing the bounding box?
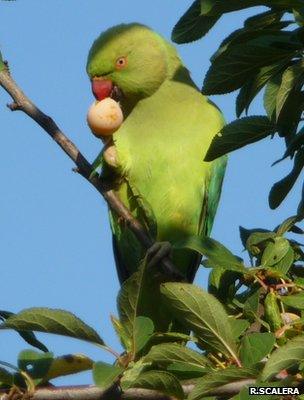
[146,241,172,268]
[103,140,118,168]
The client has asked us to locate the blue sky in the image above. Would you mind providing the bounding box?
[0,0,301,385]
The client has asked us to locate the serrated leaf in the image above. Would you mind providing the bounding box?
[0,310,48,352]
[261,334,304,380]
[18,350,53,385]
[269,148,304,209]
[203,42,295,95]
[200,0,304,16]
[205,117,276,162]
[172,0,219,44]
[117,261,170,351]
[174,235,245,272]
[131,370,184,400]
[111,315,131,351]
[0,308,104,346]
[236,62,287,117]
[229,319,250,340]
[188,367,257,400]
[93,362,124,390]
[161,283,239,362]
[243,289,261,320]
[246,231,277,254]
[239,227,274,250]
[134,316,154,354]
[261,237,290,268]
[276,61,304,121]
[239,333,275,367]
[244,10,283,29]
[272,246,294,274]
[144,343,210,369]
[264,71,284,120]
[167,362,208,379]
[152,332,194,343]
[281,292,304,309]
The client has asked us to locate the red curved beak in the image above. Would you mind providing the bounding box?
[91,78,113,101]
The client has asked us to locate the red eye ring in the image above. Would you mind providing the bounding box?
[115,56,127,69]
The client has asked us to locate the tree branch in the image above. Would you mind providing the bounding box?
[0,65,183,281]
[0,379,257,400]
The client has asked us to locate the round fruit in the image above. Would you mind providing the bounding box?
[87,98,123,137]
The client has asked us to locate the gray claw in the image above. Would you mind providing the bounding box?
[146,241,172,268]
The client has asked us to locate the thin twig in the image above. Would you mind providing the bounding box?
[0,66,183,281]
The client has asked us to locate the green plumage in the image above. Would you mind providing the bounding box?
[87,23,227,283]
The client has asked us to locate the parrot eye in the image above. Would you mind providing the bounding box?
[115,56,127,69]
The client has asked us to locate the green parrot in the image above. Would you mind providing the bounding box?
[86,23,227,285]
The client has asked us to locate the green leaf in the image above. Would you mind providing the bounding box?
[203,42,295,95]
[244,10,283,29]
[261,237,290,268]
[229,319,250,340]
[272,246,294,274]
[239,228,274,250]
[0,310,48,353]
[294,7,304,26]
[0,308,104,346]
[188,367,257,400]
[167,362,208,379]
[200,0,304,16]
[280,126,304,160]
[245,231,277,254]
[261,334,304,380]
[130,370,184,400]
[236,62,287,118]
[281,292,304,309]
[175,235,245,272]
[133,316,154,354]
[161,283,239,362]
[269,148,304,209]
[111,315,131,351]
[144,343,210,369]
[117,261,170,349]
[205,117,276,162]
[239,333,275,367]
[93,362,124,390]
[0,367,14,386]
[243,289,261,320]
[120,359,149,391]
[117,263,148,343]
[276,215,299,235]
[172,0,219,44]
[18,350,53,385]
[264,71,284,120]
[276,61,304,121]
[44,354,93,381]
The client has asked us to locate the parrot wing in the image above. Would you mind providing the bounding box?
[186,155,227,282]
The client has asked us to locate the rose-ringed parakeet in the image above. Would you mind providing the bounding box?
[86,23,227,284]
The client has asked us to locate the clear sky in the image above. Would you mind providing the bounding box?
[0,0,301,385]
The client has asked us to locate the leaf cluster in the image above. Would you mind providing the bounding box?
[2,225,304,399]
[174,0,304,210]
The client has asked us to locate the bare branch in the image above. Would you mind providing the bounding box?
[0,65,183,281]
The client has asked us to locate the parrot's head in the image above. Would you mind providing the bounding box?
[87,23,176,103]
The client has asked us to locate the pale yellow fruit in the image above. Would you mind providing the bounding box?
[87,98,123,137]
